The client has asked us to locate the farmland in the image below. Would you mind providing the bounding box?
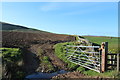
[1,22,76,79]
[1,22,119,79]
[83,36,119,53]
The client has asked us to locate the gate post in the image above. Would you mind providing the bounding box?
[117,53,120,72]
[101,42,108,72]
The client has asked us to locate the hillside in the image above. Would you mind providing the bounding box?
[1,22,50,33]
[1,22,76,79]
[1,22,119,79]
[1,22,75,47]
[1,22,29,30]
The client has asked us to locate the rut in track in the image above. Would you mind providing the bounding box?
[40,44,67,70]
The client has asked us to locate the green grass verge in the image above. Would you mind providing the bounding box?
[1,48,22,63]
[54,38,119,78]
[1,48,25,78]
[84,70,120,78]
[54,42,78,70]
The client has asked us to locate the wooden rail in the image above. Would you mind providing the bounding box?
[106,53,119,72]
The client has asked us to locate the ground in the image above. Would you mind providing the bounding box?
[2,31,76,77]
[2,31,120,79]
[1,23,119,79]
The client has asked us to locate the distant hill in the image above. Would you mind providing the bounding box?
[0,22,40,31]
[2,22,75,48]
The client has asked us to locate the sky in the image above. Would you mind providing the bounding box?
[1,2,118,37]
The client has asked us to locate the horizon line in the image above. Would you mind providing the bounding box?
[1,21,118,37]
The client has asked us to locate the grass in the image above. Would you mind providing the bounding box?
[0,54,2,79]
[1,48,22,63]
[54,36,119,78]
[1,48,25,78]
[0,64,2,80]
[54,40,100,70]
[54,42,79,70]
[36,47,55,73]
[83,36,119,53]
[84,70,120,78]
[40,56,55,72]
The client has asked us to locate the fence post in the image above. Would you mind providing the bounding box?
[101,42,108,72]
[117,53,120,72]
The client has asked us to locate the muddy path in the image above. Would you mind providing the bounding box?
[2,31,76,77]
[40,44,67,70]
[27,43,68,73]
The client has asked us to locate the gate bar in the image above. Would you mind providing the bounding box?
[66,45,100,48]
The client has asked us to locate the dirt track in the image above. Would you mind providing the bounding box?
[40,43,67,70]
[2,31,75,75]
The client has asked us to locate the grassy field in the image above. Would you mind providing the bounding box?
[83,36,119,53]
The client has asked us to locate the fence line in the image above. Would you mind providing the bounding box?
[65,41,120,73]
